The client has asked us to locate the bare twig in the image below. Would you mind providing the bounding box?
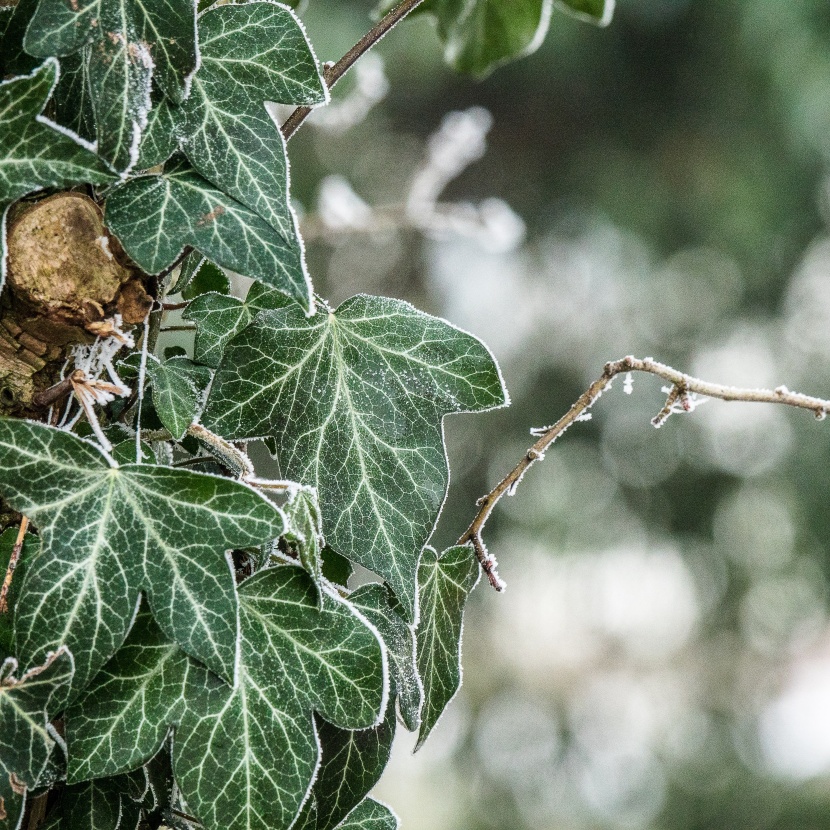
[281,0,425,141]
[459,355,830,591]
[0,517,29,614]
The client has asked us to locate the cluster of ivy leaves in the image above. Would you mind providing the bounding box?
[0,0,611,828]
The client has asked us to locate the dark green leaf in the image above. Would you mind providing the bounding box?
[0,419,285,698]
[415,545,479,750]
[183,280,290,368]
[424,0,549,76]
[321,546,353,589]
[0,60,114,280]
[554,0,614,25]
[295,699,395,830]
[135,94,177,169]
[178,3,325,260]
[0,647,74,803]
[283,488,324,601]
[143,355,212,440]
[202,294,508,620]
[64,608,192,783]
[351,583,421,732]
[52,51,95,143]
[337,799,398,830]
[168,249,203,295]
[24,0,198,168]
[180,260,229,300]
[0,0,39,78]
[67,566,388,830]
[105,156,310,307]
[59,778,129,830]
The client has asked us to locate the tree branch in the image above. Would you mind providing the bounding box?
[0,516,29,614]
[460,355,830,591]
[281,0,425,141]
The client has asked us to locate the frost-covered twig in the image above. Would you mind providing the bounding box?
[0,516,28,614]
[460,355,830,591]
[281,0,425,140]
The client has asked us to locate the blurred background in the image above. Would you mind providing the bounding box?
[287,1,830,827]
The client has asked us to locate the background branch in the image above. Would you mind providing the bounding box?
[460,355,830,591]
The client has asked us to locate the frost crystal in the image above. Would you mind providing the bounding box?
[623,372,634,395]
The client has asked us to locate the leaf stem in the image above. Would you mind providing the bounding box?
[460,355,830,591]
[281,0,426,140]
[0,516,29,614]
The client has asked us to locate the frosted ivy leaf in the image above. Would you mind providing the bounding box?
[294,699,395,830]
[283,487,325,602]
[0,419,285,699]
[202,294,508,620]
[174,2,325,304]
[66,566,388,830]
[350,583,422,732]
[105,155,312,308]
[143,354,212,440]
[53,50,95,144]
[135,93,177,169]
[24,0,198,170]
[0,646,74,827]
[52,776,142,830]
[0,60,114,282]
[336,799,398,830]
[415,545,480,749]
[184,280,290,368]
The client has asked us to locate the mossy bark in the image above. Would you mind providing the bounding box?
[0,192,152,418]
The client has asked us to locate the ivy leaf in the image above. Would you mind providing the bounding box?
[144,355,212,440]
[56,777,141,830]
[0,60,114,280]
[295,700,396,830]
[0,0,39,78]
[168,249,204,295]
[0,647,74,805]
[53,52,95,144]
[322,546,353,589]
[180,260,229,300]
[202,295,508,620]
[24,0,198,169]
[135,94,177,169]
[105,156,312,309]
[421,0,550,76]
[184,280,290,368]
[555,0,614,25]
[350,583,421,732]
[0,419,285,698]
[64,607,191,783]
[174,2,325,302]
[67,566,388,830]
[415,545,479,750]
[283,488,325,602]
[336,799,398,830]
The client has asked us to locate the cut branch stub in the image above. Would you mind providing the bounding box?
[0,192,152,414]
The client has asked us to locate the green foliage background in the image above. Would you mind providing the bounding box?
[290,1,830,828]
